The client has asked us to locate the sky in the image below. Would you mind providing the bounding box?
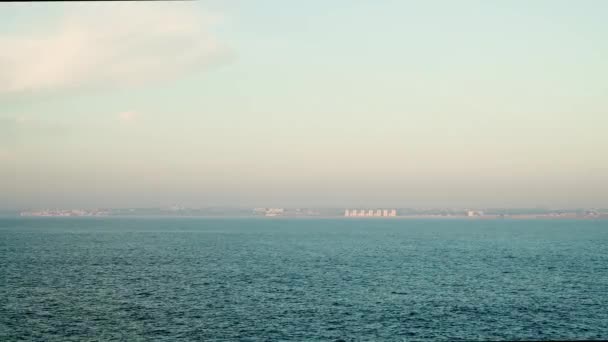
[1,0,608,209]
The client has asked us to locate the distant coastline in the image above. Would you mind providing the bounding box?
[13,207,608,220]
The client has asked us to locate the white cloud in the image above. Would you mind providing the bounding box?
[0,3,231,94]
[118,110,138,123]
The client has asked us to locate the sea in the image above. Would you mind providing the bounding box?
[1,217,607,341]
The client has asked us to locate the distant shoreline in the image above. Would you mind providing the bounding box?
[8,215,608,220]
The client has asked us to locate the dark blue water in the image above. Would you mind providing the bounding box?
[1,218,607,341]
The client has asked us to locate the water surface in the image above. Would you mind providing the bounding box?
[1,218,607,341]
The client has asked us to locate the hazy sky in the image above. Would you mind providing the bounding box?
[2,0,607,209]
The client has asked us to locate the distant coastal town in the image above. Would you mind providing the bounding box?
[16,207,607,219]
[19,209,110,217]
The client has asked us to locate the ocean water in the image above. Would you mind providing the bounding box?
[1,218,607,341]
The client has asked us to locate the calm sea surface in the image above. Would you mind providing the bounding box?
[1,218,607,341]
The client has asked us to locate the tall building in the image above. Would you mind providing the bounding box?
[389,209,397,217]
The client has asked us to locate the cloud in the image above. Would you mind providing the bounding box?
[0,3,231,94]
[118,110,138,123]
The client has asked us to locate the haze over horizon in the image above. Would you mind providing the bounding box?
[2,1,608,210]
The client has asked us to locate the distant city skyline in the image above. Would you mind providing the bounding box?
[2,1,608,209]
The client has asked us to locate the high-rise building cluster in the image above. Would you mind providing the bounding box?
[344,209,397,217]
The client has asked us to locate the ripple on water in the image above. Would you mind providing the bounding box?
[1,218,608,341]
